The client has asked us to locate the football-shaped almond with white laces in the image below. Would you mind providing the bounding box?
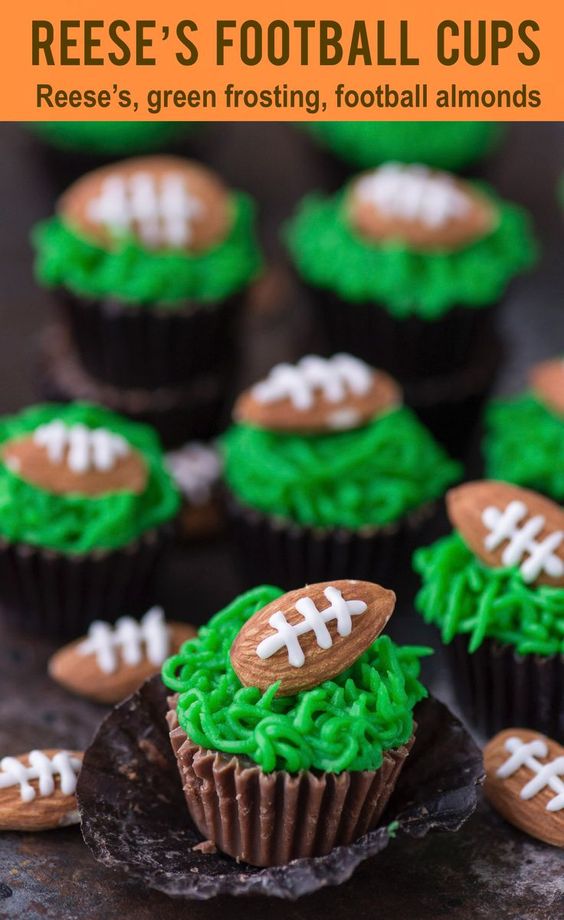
[347,163,497,252]
[0,749,83,831]
[447,481,564,588]
[230,580,396,696]
[530,358,564,417]
[2,419,147,497]
[234,354,401,434]
[59,156,232,254]
[49,608,197,704]
[484,728,564,848]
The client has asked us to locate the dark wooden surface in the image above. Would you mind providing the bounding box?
[0,122,563,919]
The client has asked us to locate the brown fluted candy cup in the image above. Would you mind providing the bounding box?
[167,704,414,868]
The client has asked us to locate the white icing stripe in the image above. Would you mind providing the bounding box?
[33,422,130,474]
[497,737,564,813]
[355,163,472,229]
[482,501,564,583]
[0,751,81,803]
[256,586,367,668]
[166,443,221,505]
[86,172,204,249]
[78,607,170,674]
[252,354,373,411]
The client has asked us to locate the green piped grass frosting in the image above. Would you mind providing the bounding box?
[286,184,536,319]
[28,121,193,155]
[306,121,504,172]
[484,394,564,501]
[162,585,430,774]
[32,193,261,307]
[414,533,564,657]
[221,406,461,529]
[0,402,180,554]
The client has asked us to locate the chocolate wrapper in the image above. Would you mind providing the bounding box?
[54,288,243,389]
[225,493,439,592]
[445,635,564,742]
[0,525,172,639]
[77,677,483,899]
[310,288,498,380]
[166,706,413,867]
[38,326,233,448]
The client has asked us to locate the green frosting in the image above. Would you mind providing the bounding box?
[32,194,261,306]
[306,122,504,172]
[286,185,537,319]
[28,121,194,155]
[0,403,180,554]
[221,406,461,529]
[162,585,430,774]
[484,394,564,502]
[414,534,564,657]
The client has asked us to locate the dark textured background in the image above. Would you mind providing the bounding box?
[0,122,563,919]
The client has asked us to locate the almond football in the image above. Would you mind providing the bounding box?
[49,608,197,704]
[234,354,401,434]
[59,156,232,254]
[2,419,147,497]
[230,579,396,696]
[447,481,564,588]
[346,163,497,252]
[0,749,83,831]
[484,728,564,848]
[529,358,564,417]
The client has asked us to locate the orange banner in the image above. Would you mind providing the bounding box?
[0,1,562,120]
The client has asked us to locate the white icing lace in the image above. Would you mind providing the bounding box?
[256,585,367,668]
[355,163,472,228]
[33,421,130,474]
[0,751,81,803]
[78,607,170,674]
[86,172,204,248]
[252,354,373,411]
[482,500,563,583]
[497,736,564,812]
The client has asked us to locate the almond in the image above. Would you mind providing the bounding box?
[49,609,197,704]
[346,164,497,252]
[529,358,564,417]
[230,579,396,696]
[484,728,564,848]
[447,481,564,588]
[59,156,232,254]
[0,749,83,831]
[2,432,147,497]
[234,354,401,434]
